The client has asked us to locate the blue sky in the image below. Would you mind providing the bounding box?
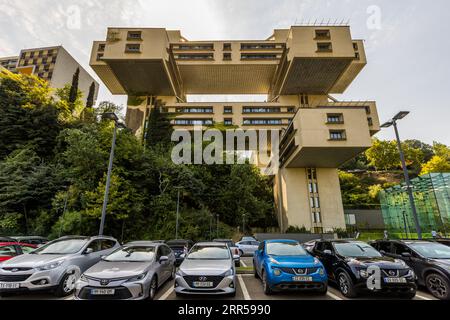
[0,0,449,144]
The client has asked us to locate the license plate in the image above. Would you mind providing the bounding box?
[0,282,20,289]
[91,289,115,295]
[293,276,313,282]
[384,277,407,284]
[192,281,214,288]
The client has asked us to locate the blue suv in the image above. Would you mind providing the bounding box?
[253,239,328,295]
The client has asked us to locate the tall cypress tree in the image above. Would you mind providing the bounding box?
[86,81,96,108]
[69,67,80,104]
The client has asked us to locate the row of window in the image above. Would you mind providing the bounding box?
[307,168,322,224]
[172,119,285,126]
[171,106,295,114]
[20,49,58,60]
[173,119,213,125]
[243,119,283,125]
[176,107,213,113]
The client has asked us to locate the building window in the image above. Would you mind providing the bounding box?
[353,42,359,51]
[97,53,104,60]
[177,44,214,50]
[243,119,282,125]
[307,168,322,225]
[300,94,309,106]
[241,43,277,50]
[365,106,371,114]
[224,119,233,125]
[317,42,333,52]
[223,43,232,51]
[127,31,142,40]
[125,44,141,53]
[315,30,331,40]
[368,117,373,126]
[243,107,281,113]
[98,44,106,52]
[329,130,346,141]
[355,52,360,60]
[287,107,295,113]
[174,119,213,125]
[176,107,213,113]
[223,53,232,60]
[176,54,213,60]
[241,53,278,60]
[224,106,233,114]
[327,113,344,124]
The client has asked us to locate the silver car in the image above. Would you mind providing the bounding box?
[236,240,260,256]
[0,236,119,297]
[75,241,176,300]
[175,242,238,296]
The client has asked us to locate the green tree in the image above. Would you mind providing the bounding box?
[145,103,173,149]
[69,67,80,104]
[421,156,450,175]
[365,139,399,171]
[86,82,96,108]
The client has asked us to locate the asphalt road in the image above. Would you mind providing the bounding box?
[0,257,439,301]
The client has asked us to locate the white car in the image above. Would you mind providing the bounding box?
[236,240,260,256]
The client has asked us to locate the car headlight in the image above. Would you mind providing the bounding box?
[359,269,369,278]
[79,274,88,282]
[395,259,407,267]
[314,258,321,265]
[126,273,147,282]
[224,268,234,277]
[273,268,281,276]
[36,260,65,271]
[269,257,280,265]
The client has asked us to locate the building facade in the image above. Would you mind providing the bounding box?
[1,46,99,105]
[380,173,450,237]
[90,26,380,233]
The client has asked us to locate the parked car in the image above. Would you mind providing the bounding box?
[370,239,450,300]
[213,239,241,267]
[0,235,120,297]
[302,239,321,253]
[0,242,37,262]
[0,236,15,242]
[239,236,257,242]
[253,240,327,295]
[166,239,194,266]
[236,240,260,256]
[175,242,237,297]
[75,241,176,300]
[312,240,416,299]
[11,236,48,246]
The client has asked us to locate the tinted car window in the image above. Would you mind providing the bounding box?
[266,242,307,256]
[377,241,392,253]
[34,239,88,254]
[409,242,450,259]
[0,245,17,257]
[86,240,102,253]
[316,241,333,252]
[334,242,382,258]
[161,245,172,256]
[105,246,156,262]
[392,243,411,255]
[251,241,260,246]
[100,240,116,251]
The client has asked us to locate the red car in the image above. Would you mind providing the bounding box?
[0,242,37,262]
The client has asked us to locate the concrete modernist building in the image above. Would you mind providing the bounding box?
[1,46,99,105]
[90,26,380,233]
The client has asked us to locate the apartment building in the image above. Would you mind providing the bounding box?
[1,46,99,105]
[90,26,380,233]
[0,56,19,72]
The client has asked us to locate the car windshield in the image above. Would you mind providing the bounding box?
[33,239,88,255]
[104,246,156,262]
[187,246,230,260]
[334,242,382,258]
[409,243,450,259]
[266,242,307,256]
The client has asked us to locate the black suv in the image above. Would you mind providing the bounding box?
[312,240,416,298]
[371,240,450,300]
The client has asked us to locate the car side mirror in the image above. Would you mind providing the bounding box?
[180,253,186,259]
[159,256,169,263]
[233,254,240,260]
[401,252,412,258]
[100,255,106,260]
[323,250,332,256]
[84,248,94,255]
[380,250,386,255]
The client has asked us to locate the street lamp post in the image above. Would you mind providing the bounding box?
[216,214,220,238]
[175,186,182,240]
[381,111,422,240]
[242,214,246,235]
[99,112,126,236]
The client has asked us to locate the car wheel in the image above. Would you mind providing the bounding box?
[317,283,328,295]
[262,270,273,295]
[400,290,416,300]
[55,272,78,297]
[337,272,357,298]
[147,277,158,300]
[426,273,450,300]
[235,260,241,267]
[239,250,244,257]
